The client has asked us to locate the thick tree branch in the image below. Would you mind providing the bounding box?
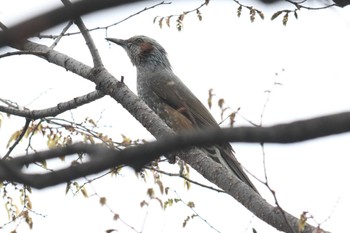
[0,90,104,119]
[1,111,347,232]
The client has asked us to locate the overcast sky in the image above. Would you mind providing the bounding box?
[0,1,350,233]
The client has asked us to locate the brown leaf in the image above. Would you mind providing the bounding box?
[283,12,289,26]
[166,16,172,28]
[237,5,242,17]
[153,16,158,24]
[271,11,282,21]
[208,88,214,109]
[99,197,107,206]
[218,98,225,109]
[250,9,256,23]
[158,17,164,29]
[257,10,264,20]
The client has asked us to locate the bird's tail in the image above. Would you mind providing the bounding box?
[203,145,259,194]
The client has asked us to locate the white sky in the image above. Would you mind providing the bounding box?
[0,0,350,233]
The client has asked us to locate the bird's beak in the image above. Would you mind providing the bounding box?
[106,38,126,47]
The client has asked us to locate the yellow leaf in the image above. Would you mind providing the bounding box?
[80,186,88,198]
[187,201,195,208]
[6,130,22,148]
[298,211,308,232]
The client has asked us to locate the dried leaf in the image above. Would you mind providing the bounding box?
[218,98,225,109]
[271,11,282,21]
[283,12,289,26]
[147,188,154,198]
[294,11,298,19]
[250,9,256,23]
[230,112,236,127]
[257,10,264,20]
[178,13,185,22]
[140,200,148,207]
[166,16,172,28]
[158,17,164,29]
[113,214,120,221]
[205,0,209,5]
[153,16,158,24]
[237,5,242,17]
[298,211,308,232]
[99,197,106,206]
[88,118,97,127]
[156,180,164,194]
[187,201,195,208]
[80,186,88,198]
[208,88,214,109]
[6,130,22,148]
[176,22,183,31]
[196,9,202,21]
[121,134,131,146]
[183,216,190,228]
[65,181,71,194]
[155,197,163,208]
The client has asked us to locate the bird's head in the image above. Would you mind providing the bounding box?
[106,35,171,70]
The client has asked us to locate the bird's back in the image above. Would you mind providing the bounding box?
[137,68,258,193]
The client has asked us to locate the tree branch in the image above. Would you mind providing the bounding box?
[1,111,347,232]
[0,0,146,48]
[0,90,104,119]
[61,0,104,68]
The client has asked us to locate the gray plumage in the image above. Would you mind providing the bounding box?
[107,35,258,193]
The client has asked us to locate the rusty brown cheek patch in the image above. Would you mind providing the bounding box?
[140,42,154,53]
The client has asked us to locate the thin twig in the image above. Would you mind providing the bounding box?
[3,119,31,160]
[38,1,171,39]
[0,51,47,59]
[49,20,73,49]
[146,166,224,193]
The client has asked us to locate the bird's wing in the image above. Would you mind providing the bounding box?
[148,70,218,129]
[148,71,259,193]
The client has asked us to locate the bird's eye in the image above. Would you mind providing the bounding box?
[127,43,132,48]
[135,38,143,43]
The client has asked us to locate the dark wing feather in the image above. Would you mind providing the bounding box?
[148,70,258,193]
[148,70,219,130]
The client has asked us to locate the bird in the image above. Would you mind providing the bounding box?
[106,35,258,193]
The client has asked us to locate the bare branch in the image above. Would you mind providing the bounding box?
[0,90,105,119]
[61,0,104,68]
[0,110,344,232]
[0,0,145,48]
[49,20,73,49]
[0,51,47,59]
[146,166,225,193]
[38,1,171,39]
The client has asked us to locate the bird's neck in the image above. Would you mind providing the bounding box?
[134,51,172,72]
